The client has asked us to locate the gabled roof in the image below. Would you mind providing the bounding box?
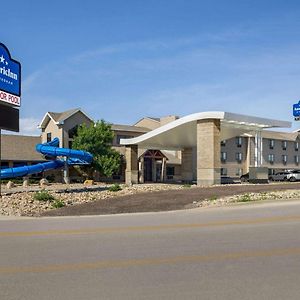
[38,108,93,129]
[111,124,150,133]
[147,117,160,122]
[133,116,161,126]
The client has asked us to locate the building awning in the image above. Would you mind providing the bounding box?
[120,111,291,150]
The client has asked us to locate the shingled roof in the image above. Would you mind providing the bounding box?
[38,108,93,129]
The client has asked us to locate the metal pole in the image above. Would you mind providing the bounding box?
[0,129,2,198]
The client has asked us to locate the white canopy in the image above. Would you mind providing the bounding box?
[120,111,291,150]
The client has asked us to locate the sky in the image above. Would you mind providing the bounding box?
[2,0,300,135]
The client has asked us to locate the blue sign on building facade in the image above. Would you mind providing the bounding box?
[293,101,300,118]
[0,43,21,106]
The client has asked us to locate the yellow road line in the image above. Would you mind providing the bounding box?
[1,247,300,274]
[1,215,300,237]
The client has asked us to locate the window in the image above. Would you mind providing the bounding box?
[46,133,52,143]
[269,139,275,150]
[220,152,227,162]
[282,155,287,165]
[236,168,243,177]
[68,126,78,139]
[268,169,275,176]
[295,142,299,151]
[235,152,243,163]
[282,140,287,150]
[295,155,299,165]
[236,137,242,148]
[221,168,227,176]
[221,140,226,147]
[268,154,274,164]
[166,166,175,176]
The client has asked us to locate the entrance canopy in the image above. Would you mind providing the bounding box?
[120,111,291,150]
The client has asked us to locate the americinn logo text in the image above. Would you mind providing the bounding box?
[0,43,21,97]
[0,54,18,82]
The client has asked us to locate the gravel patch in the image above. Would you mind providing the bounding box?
[0,183,184,217]
[192,189,300,208]
[1,182,300,217]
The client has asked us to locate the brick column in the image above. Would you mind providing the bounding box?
[197,119,221,186]
[181,147,193,183]
[125,145,139,185]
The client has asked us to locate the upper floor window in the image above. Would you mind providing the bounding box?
[269,139,275,150]
[46,133,52,143]
[268,154,274,164]
[68,126,78,139]
[236,137,242,148]
[295,142,299,152]
[220,140,226,147]
[282,154,287,165]
[282,140,287,150]
[235,152,243,163]
[220,152,227,162]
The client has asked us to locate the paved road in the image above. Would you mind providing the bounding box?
[2,200,300,299]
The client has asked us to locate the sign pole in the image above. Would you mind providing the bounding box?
[0,129,2,198]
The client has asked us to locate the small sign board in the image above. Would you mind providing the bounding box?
[0,43,21,107]
[0,103,19,132]
[293,101,300,118]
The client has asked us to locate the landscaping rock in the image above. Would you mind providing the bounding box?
[40,178,50,187]
[6,181,15,189]
[84,180,94,186]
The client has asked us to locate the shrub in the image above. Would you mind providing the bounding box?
[183,184,191,188]
[108,183,122,192]
[33,190,55,202]
[238,193,252,202]
[52,200,65,208]
[209,196,217,201]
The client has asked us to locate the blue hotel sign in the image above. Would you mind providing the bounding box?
[293,101,300,118]
[0,43,21,106]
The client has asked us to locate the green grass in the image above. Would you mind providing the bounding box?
[52,200,65,208]
[108,183,122,192]
[209,195,217,201]
[33,190,55,202]
[182,184,191,188]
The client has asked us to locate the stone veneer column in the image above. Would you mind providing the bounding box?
[181,147,193,183]
[197,119,221,186]
[125,145,139,185]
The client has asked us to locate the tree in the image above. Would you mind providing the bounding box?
[72,120,121,178]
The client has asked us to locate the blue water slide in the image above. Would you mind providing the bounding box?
[0,138,93,179]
